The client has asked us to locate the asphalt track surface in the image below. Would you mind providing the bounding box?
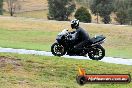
[0,47,132,65]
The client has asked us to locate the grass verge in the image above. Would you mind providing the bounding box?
[0,53,131,88]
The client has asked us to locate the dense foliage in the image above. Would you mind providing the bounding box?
[75,7,91,23]
[90,0,114,24]
[0,0,3,15]
[48,0,76,21]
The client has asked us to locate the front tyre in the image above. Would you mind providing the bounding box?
[88,45,105,60]
[51,43,66,56]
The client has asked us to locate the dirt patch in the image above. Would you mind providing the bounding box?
[0,56,22,71]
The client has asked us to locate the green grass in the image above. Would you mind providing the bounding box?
[0,53,131,88]
[0,28,57,51]
[107,47,132,59]
[0,16,132,59]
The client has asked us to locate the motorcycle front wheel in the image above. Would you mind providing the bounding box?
[51,43,66,56]
[88,45,105,60]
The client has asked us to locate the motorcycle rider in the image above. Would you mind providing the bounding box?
[70,19,91,55]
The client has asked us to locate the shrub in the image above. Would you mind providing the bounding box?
[75,7,92,23]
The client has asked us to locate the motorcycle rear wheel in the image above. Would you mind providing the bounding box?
[88,45,105,60]
[51,43,66,56]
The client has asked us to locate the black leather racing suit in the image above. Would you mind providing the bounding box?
[74,27,91,49]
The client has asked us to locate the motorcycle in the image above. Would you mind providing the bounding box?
[51,29,106,60]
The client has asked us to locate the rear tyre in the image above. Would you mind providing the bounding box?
[88,45,105,60]
[51,43,66,56]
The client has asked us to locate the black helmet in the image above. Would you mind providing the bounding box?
[71,19,79,29]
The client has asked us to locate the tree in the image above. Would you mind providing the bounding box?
[115,9,128,25]
[6,0,19,16]
[114,0,130,24]
[0,0,3,15]
[127,0,132,25]
[99,2,114,24]
[48,0,76,21]
[75,7,91,23]
[90,0,101,23]
[128,7,132,25]
[90,0,114,24]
